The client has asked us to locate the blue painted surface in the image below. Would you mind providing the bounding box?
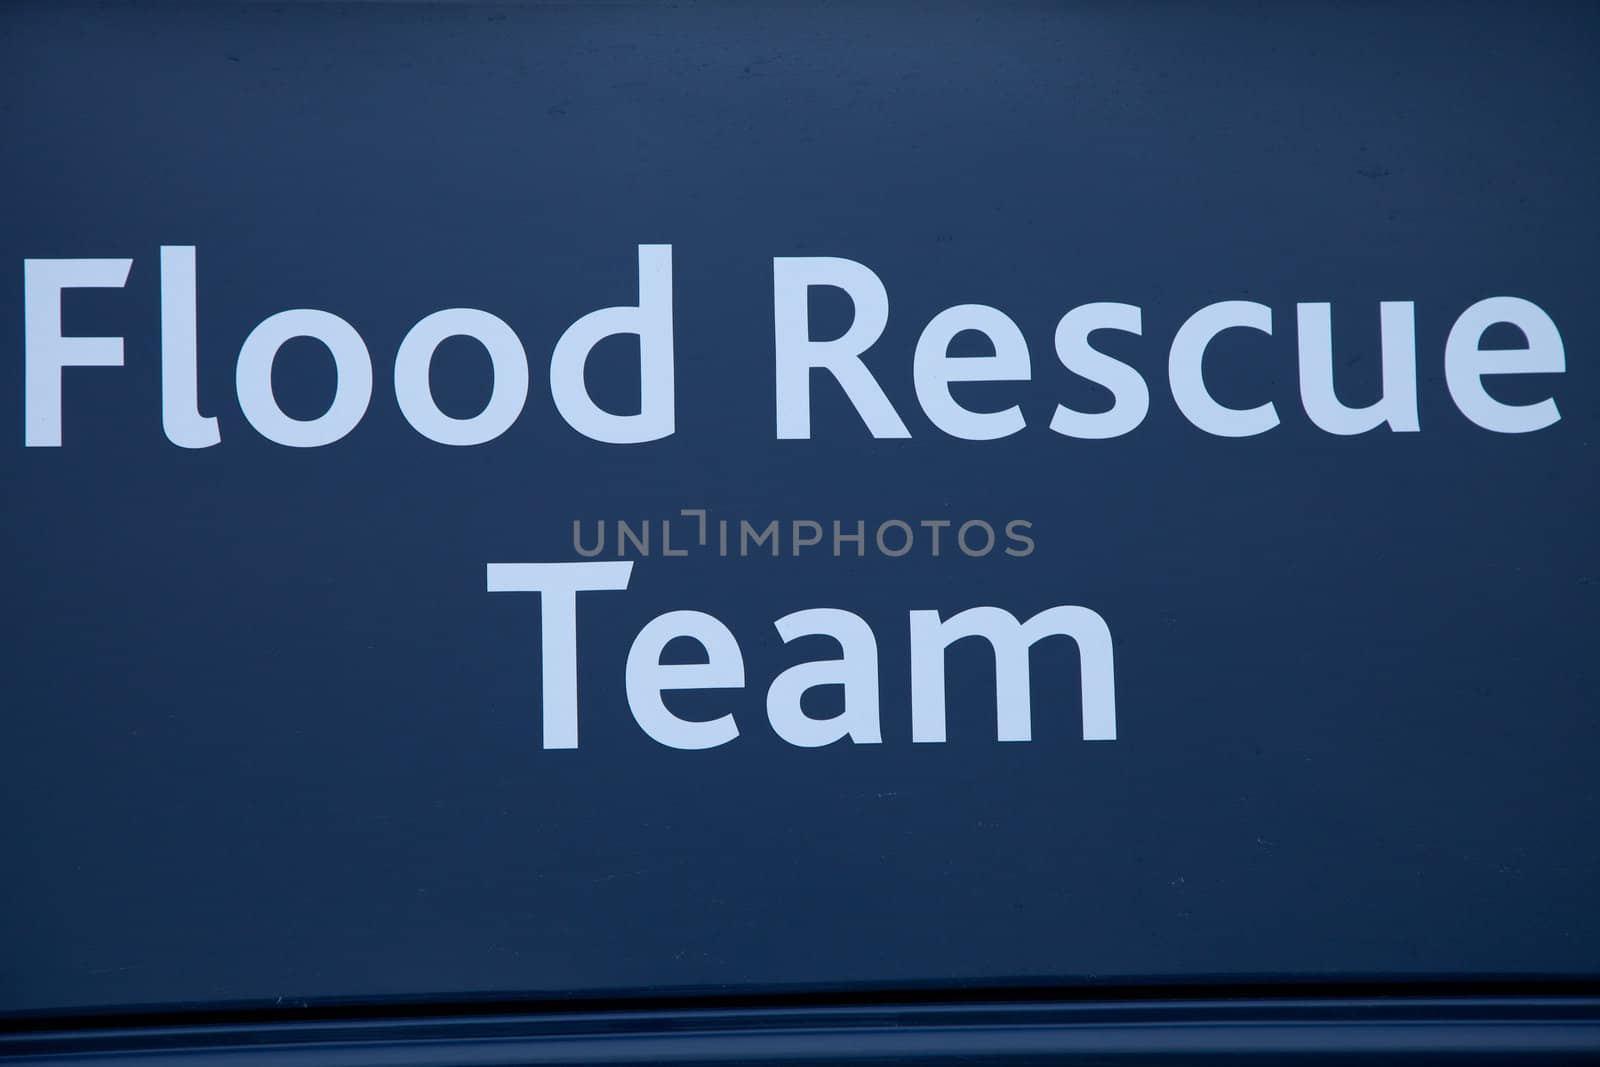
[1,0,1596,1014]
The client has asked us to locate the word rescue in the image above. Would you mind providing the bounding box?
[22,245,1566,447]
[487,561,1115,750]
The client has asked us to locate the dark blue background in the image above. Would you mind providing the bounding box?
[2,0,1596,1014]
